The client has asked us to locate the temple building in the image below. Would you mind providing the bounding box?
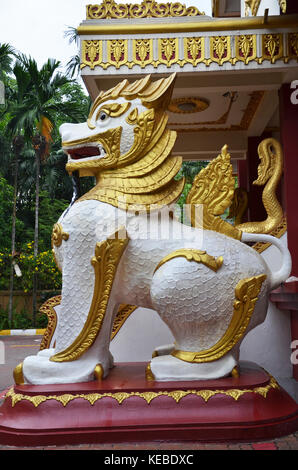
[76,0,298,396]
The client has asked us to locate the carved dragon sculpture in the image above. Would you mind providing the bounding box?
[15,74,291,385]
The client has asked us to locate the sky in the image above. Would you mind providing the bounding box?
[0,0,212,71]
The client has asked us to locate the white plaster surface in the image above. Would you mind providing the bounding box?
[240,234,293,379]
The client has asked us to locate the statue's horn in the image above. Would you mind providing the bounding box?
[139,73,177,110]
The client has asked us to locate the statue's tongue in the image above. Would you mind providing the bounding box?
[68,146,101,160]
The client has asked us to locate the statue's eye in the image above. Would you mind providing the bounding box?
[99,111,108,121]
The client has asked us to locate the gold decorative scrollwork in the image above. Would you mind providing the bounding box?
[154,249,223,274]
[252,216,287,254]
[186,145,242,240]
[39,295,61,351]
[279,0,287,13]
[86,0,205,20]
[51,223,69,248]
[5,374,279,407]
[50,229,129,363]
[111,304,137,340]
[244,0,261,16]
[172,274,267,363]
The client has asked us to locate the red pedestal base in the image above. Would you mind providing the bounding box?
[0,361,297,446]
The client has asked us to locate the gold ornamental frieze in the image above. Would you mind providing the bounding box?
[86,0,205,20]
[81,32,298,72]
[5,374,279,408]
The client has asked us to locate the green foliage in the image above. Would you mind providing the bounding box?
[20,191,69,253]
[175,161,209,222]
[0,308,10,330]
[0,243,62,292]
[0,306,48,329]
[0,175,24,251]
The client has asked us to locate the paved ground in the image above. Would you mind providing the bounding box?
[0,335,297,451]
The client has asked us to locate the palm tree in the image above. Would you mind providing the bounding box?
[64,26,80,79]
[0,43,15,81]
[6,55,83,324]
[7,136,24,325]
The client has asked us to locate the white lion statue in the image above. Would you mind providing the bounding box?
[16,74,291,385]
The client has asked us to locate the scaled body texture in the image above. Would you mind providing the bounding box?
[20,74,291,384]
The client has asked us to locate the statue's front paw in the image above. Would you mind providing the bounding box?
[152,343,175,358]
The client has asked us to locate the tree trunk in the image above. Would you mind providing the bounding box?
[32,135,45,326]
[8,136,24,327]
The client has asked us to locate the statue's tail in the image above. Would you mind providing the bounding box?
[241,232,291,290]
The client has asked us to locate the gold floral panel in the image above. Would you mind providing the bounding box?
[158,38,179,67]
[209,36,231,66]
[183,37,205,66]
[288,33,298,62]
[107,39,128,69]
[81,40,103,70]
[261,34,283,64]
[133,39,153,68]
[235,35,257,65]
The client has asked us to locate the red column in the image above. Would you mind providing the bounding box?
[279,83,298,380]
[285,0,298,14]
[246,136,267,222]
[279,84,298,277]
[237,160,248,222]
[237,160,248,190]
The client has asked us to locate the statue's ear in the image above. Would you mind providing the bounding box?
[139,73,177,110]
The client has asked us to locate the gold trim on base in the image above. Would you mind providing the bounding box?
[94,364,104,381]
[5,375,279,407]
[13,362,24,385]
[145,362,155,381]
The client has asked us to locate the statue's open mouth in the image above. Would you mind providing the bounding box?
[66,144,106,162]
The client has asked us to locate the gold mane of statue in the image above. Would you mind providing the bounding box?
[67,74,185,212]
